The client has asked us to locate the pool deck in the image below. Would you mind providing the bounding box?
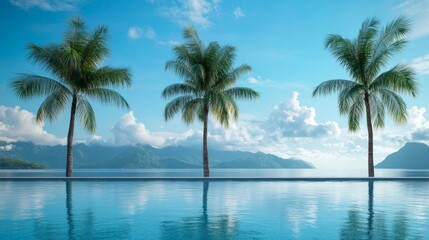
[1,177,429,181]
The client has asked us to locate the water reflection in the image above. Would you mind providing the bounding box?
[31,181,132,240]
[66,181,74,240]
[340,181,417,240]
[160,181,259,240]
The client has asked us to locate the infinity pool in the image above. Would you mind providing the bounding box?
[1,180,428,239]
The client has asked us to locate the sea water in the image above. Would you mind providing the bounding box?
[0,178,428,239]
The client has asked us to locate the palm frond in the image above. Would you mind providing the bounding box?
[369,93,385,128]
[355,17,378,72]
[81,25,109,69]
[164,95,196,121]
[367,17,411,80]
[325,35,362,81]
[84,88,129,109]
[10,74,70,99]
[76,97,96,133]
[225,87,259,100]
[348,100,364,132]
[370,64,417,96]
[165,59,194,81]
[36,91,70,123]
[182,98,205,124]
[27,44,65,78]
[216,64,252,89]
[162,83,196,98]
[338,84,364,115]
[367,40,407,80]
[313,79,357,97]
[91,66,132,88]
[183,26,205,59]
[377,89,407,124]
[210,92,239,126]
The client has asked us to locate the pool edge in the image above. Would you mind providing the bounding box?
[1,177,429,181]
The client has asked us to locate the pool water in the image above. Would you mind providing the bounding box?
[1,180,428,239]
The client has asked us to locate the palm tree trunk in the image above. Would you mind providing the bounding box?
[364,93,374,177]
[203,107,210,177]
[66,96,77,177]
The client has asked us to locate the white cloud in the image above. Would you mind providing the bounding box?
[410,54,429,75]
[9,0,80,11]
[407,106,429,140]
[234,6,245,19]
[111,111,167,147]
[247,77,259,84]
[245,76,274,85]
[0,105,65,145]
[155,0,221,28]
[127,27,156,40]
[265,92,341,138]
[394,0,429,39]
[157,40,181,46]
[0,144,14,151]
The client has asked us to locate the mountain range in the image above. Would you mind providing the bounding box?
[0,141,314,169]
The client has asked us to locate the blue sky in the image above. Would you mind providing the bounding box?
[2,0,429,169]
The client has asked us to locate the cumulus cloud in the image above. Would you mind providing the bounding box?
[9,0,80,11]
[153,0,220,28]
[111,111,168,147]
[407,106,429,140]
[128,26,156,40]
[233,7,245,19]
[410,54,429,75]
[265,92,341,138]
[0,105,65,145]
[394,0,429,39]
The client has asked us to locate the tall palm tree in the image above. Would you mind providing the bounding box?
[162,26,259,177]
[313,17,417,177]
[10,17,132,177]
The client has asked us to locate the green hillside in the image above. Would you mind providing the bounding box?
[0,158,47,169]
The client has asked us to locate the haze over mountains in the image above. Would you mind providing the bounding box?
[0,141,313,169]
[2,141,429,170]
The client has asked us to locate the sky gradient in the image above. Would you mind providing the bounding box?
[2,0,429,169]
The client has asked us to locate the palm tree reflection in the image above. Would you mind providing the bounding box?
[160,181,258,240]
[340,181,411,240]
[66,181,74,240]
[34,181,131,239]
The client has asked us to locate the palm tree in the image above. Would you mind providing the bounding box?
[162,26,259,177]
[10,17,132,177]
[313,17,417,177]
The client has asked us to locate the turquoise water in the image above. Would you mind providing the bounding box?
[0,180,428,239]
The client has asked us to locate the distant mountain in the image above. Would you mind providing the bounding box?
[376,142,429,169]
[216,152,313,168]
[0,157,47,169]
[0,141,313,169]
